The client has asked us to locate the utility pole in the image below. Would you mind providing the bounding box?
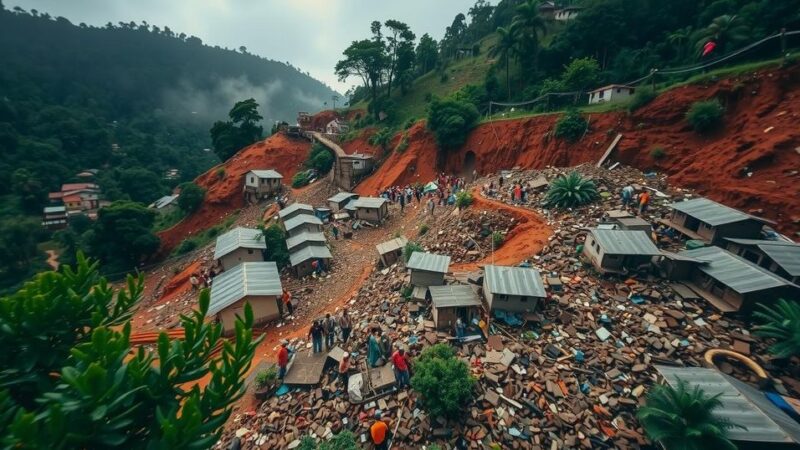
[781,28,787,65]
[650,68,657,91]
[332,95,339,110]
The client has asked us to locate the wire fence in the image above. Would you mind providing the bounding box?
[487,29,800,119]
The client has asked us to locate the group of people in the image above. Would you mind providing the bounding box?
[621,184,651,214]
[375,172,470,216]
[189,268,216,290]
[481,176,533,204]
[307,308,354,354]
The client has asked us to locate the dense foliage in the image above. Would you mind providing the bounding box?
[455,191,474,208]
[86,201,160,273]
[686,99,725,133]
[306,143,335,174]
[554,110,588,141]
[259,224,291,268]
[754,298,800,358]
[298,431,358,450]
[427,97,480,166]
[210,98,264,161]
[546,172,599,208]
[0,255,260,448]
[403,242,423,262]
[637,380,740,450]
[411,344,476,419]
[178,182,207,214]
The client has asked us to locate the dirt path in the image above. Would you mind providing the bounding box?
[450,188,553,272]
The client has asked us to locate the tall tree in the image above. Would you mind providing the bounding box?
[415,33,439,75]
[511,0,547,72]
[335,39,387,119]
[88,201,160,270]
[384,20,416,96]
[489,26,519,100]
[694,14,750,55]
[467,0,496,42]
[210,99,264,161]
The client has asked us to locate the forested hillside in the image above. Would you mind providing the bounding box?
[0,3,337,290]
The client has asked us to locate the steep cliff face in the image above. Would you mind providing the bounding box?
[359,65,800,235]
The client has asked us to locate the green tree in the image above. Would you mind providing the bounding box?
[426,96,480,167]
[560,57,601,92]
[667,26,693,62]
[10,168,45,213]
[115,167,166,204]
[637,380,741,450]
[306,144,335,174]
[0,255,261,448]
[178,182,206,213]
[258,224,290,268]
[753,299,800,358]
[210,99,264,161]
[90,201,160,269]
[411,344,475,419]
[0,217,42,281]
[554,110,588,142]
[415,33,439,75]
[511,0,547,73]
[384,20,415,96]
[368,128,394,153]
[686,99,724,133]
[335,39,387,119]
[694,14,750,54]
[545,172,598,208]
[489,26,519,100]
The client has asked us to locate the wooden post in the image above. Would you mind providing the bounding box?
[781,28,787,64]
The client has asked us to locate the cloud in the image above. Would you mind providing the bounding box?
[161,76,283,123]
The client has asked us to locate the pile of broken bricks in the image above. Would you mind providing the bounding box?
[216,163,797,450]
[418,208,518,263]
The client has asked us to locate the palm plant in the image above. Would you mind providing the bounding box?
[694,15,750,54]
[637,380,742,450]
[667,26,693,62]
[545,172,598,208]
[489,26,519,100]
[753,298,800,358]
[511,0,547,71]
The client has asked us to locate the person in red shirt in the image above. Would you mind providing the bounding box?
[638,191,651,215]
[391,348,410,388]
[277,340,289,379]
[370,411,391,450]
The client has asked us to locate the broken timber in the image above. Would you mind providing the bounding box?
[596,133,623,168]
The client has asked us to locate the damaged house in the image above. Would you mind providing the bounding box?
[582,229,660,274]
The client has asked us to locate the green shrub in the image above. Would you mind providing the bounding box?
[754,299,800,358]
[177,182,206,213]
[455,191,473,208]
[491,231,504,248]
[411,344,475,419]
[259,224,290,268]
[395,134,409,153]
[254,367,277,388]
[427,97,480,152]
[418,224,429,236]
[637,380,741,450]
[401,285,413,299]
[403,118,416,130]
[307,143,334,173]
[215,167,226,179]
[403,241,423,262]
[554,110,587,142]
[292,172,310,188]
[175,238,199,255]
[368,127,394,152]
[628,87,657,112]
[546,172,599,208]
[650,147,666,159]
[686,99,724,133]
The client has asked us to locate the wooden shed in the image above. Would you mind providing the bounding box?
[286,231,327,253]
[213,227,266,271]
[278,202,315,222]
[283,214,324,238]
[244,169,283,199]
[430,284,483,331]
[352,197,389,224]
[407,252,451,287]
[662,197,768,245]
[483,265,547,314]
[376,236,408,267]
[208,262,283,333]
[582,229,660,274]
[289,244,333,278]
[327,192,359,213]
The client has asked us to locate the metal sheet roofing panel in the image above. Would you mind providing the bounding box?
[430,284,482,308]
[655,365,800,444]
[376,237,408,256]
[760,244,800,277]
[248,169,283,179]
[352,197,388,209]
[289,244,332,267]
[278,203,314,219]
[679,246,797,293]
[590,229,660,256]
[213,227,266,260]
[328,192,358,203]
[283,214,323,232]
[484,265,546,298]
[406,252,451,274]
[286,231,327,251]
[668,197,757,226]
[208,262,282,316]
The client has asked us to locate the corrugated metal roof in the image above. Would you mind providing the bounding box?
[658,250,710,263]
[43,206,66,213]
[278,203,314,219]
[679,246,798,293]
[407,252,451,273]
[208,262,282,316]
[283,214,323,232]
[725,238,800,276]
[289,244,332,267]
[286,231,327,251]
[430,284,482,308]
[213,227,266,260]
[668,197,759,226]
[352,197,388,209]
[376,237,408,255]
[655,365,800,444]
[328,192,358,203]
[150,194,179,209]
[590,229,660,256]
[484,265,546,298]
[248,169,283,179]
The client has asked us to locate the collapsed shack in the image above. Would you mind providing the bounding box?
[375,236,408,268]
[429,284,483,331]
[582,228,661,274]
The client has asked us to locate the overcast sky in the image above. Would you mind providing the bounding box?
[10,0,476,93]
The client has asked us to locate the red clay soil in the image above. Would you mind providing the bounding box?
[451,188,553,272]
[360,64,800,235]
[157,133,311,256]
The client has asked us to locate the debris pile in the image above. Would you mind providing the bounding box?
[418,209,518,263]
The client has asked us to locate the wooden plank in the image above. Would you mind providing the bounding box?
[596,133,623,168]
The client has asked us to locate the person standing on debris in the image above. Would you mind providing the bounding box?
[427,196,435,216]
[339,353,351,387]
[370,412,391,450]
[338,308,352,343]
[309,320,324,353]
[399,191,405,212]
[621,185,634,208]
[277,340,290,379]
[391,348,410,388]
[368,329,381,367]
[379,332,393,363]
[323,313,337,349]
[638,190,651,215]
[455,318,466,341]
[331,223,339,240]
[513,184,522,204]
[282,288,293,316]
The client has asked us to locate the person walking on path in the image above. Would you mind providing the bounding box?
[370,412,391,450]
[331,223,339,240]
[427,197,435,216]
[282,288,293,316]
[391,348,410,388]
[338,308,352,343]
[455,318,466,341]
[338,353,351,387]
[399,193,405,212]
[368,330,381,367]
[323,313,337,349]
[277,340,290,379]
[309,320,324,353]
